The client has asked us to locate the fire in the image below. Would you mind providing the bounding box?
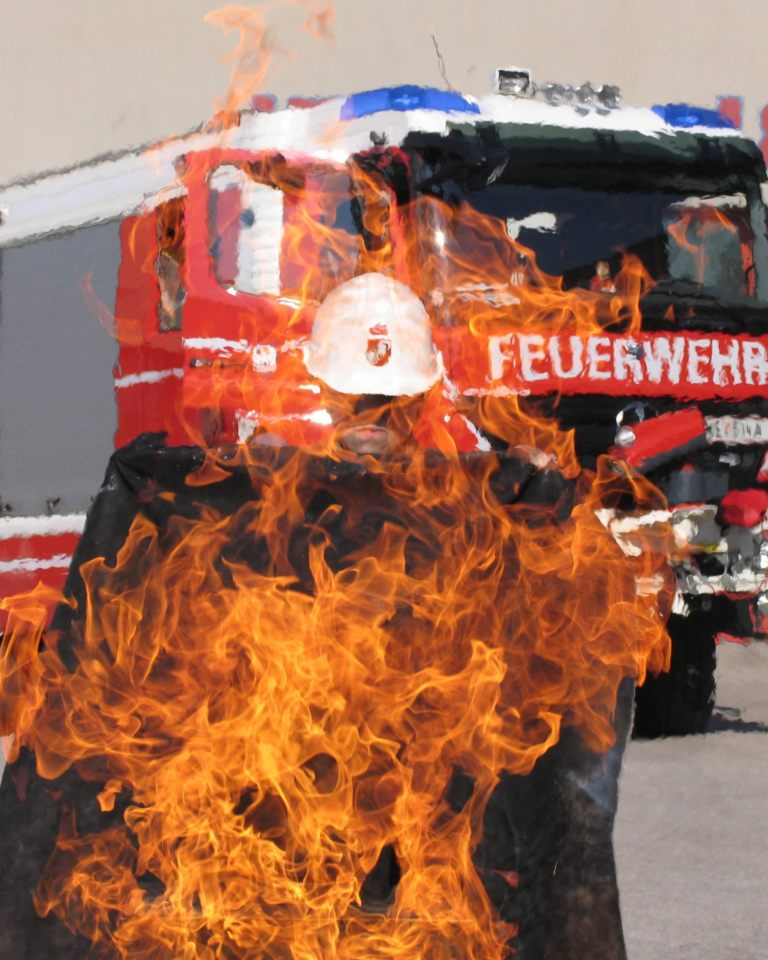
[1,441,668,959]
[665,205,736,287]
[0,12,673,958]
[176,147,655,457]
[205,1,336,120]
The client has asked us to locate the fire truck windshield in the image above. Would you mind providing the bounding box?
[442,184,762,303]
[206,157,768,314]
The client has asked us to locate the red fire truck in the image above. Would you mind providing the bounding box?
[2,80,768,735]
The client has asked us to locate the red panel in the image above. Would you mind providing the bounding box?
[717,96,743,129]
[0,533,80,565]
[287,97,332,109]
[608,409,707,468]
[250,95,277,113]
[438,329,768,401]
[114,215,187,446]
[114,215,160,347]
[114,362,188,447]
[720,488,768,527]
[0,532,81,630]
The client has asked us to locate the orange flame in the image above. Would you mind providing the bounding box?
[5,34,674,957]
[206,1,336,119]
[0,443,669,959]
[184,149,655,461]
[665,204,739,287]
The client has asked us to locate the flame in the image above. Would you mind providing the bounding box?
[7,40,675,958]
[665,203,739,287]
[181,148,655,459]
[206,3,290,118]
[1,444,668,959]
[206,1,336,118]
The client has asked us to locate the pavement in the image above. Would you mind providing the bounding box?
[1,640,765,958]
[615,641,768,960]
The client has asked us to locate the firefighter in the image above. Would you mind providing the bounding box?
[306,271,490,456]
[304,273,633,959]
[305,271,442,455]
[0,273,633,960]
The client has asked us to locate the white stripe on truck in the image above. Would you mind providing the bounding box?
[0,514,86,541]
[0,554,72,573]
[114,368,184,389]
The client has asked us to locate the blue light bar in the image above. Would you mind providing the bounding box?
[340,85,480,121]
[652,103,738,130]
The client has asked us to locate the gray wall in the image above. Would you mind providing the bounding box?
[0,224,120,516]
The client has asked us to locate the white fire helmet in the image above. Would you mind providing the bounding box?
[305,273,443,396]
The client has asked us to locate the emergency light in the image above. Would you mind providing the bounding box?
[340,86,480,120]
[651,103,738,130]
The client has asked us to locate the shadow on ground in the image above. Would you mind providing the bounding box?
[706,705,768,734]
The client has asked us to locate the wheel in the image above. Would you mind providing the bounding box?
[632,607,717,738]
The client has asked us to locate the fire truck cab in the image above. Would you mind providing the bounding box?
[3,80,768,735]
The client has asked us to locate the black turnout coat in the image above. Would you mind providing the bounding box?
[0,434,633,960]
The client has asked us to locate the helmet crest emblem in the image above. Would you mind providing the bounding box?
[366,338,392,367]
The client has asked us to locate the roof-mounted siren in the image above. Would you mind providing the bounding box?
[495,67,536,98]
[538,81,621,109]
[596,84,621,108]
[495,68,620,109]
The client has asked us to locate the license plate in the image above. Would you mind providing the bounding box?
[706,416,768,444]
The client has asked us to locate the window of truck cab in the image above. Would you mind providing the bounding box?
[207,158,371,303]
[155,197,185,331]
[414,175,768,313]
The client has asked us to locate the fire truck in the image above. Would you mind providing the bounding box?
[2,77,768,736]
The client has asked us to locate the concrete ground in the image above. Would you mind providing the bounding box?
[615,641,768,960]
